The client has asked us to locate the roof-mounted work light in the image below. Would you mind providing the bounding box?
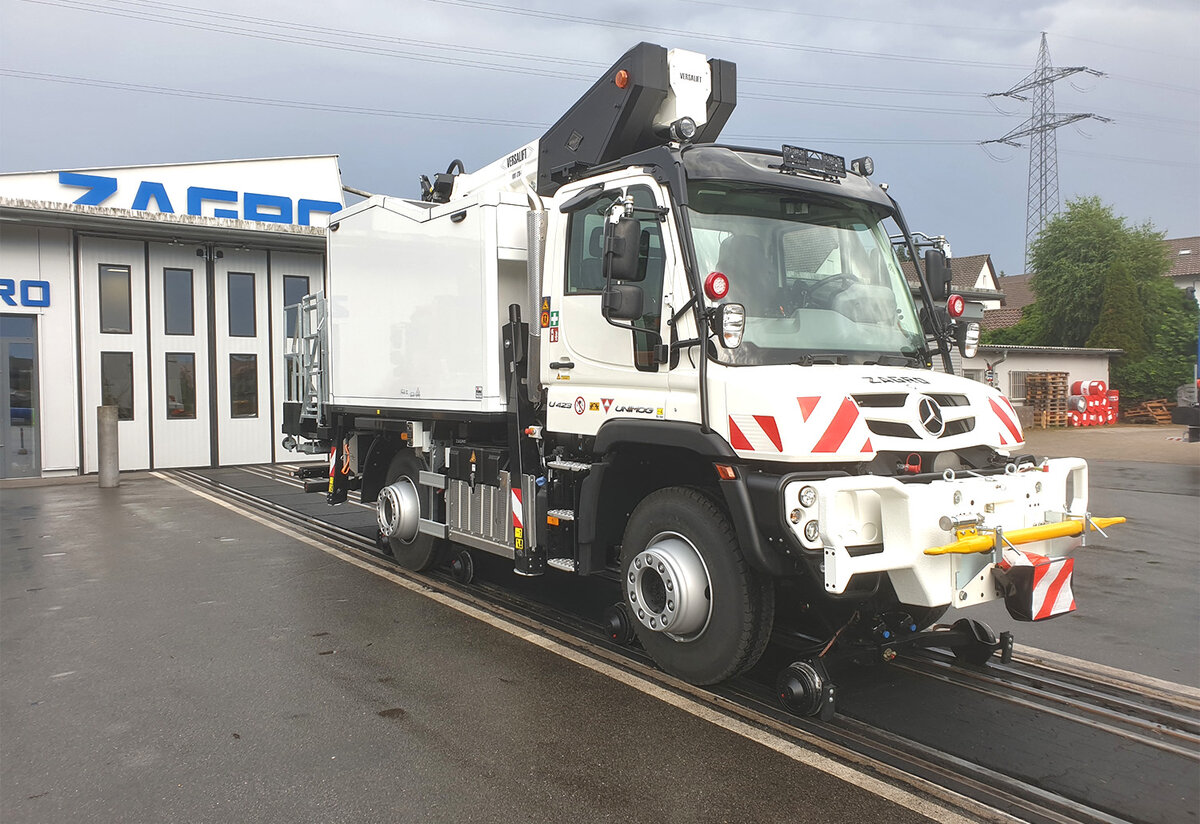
[669,117,698,142]
[850,156,874,176]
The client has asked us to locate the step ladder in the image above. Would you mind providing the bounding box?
[285,294,328,427]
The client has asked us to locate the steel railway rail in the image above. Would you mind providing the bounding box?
[166,466,1197,824]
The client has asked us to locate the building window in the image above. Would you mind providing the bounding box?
[963,369,985,383]
[1009,370,1029,403]
[165,353,197,419]
[228,272,256,337]
[283,275,310,338]
[100,351,134,420]
[163,268,194,335]
[229,354,258,418]
[99,265,132,334]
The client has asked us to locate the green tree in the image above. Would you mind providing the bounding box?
[1028,196,1171,347]
[984,196,1196,400]
[1113,280,1199,400]
[1086,260,1148,360]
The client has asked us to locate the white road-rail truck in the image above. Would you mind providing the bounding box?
[283,43,1123,717]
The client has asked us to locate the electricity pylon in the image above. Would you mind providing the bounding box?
[983,33,1109,272]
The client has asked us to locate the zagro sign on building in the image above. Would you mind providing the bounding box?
[0,155,345,227]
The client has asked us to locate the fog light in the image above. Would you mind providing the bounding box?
[799,485,817,508]
[804,520,820,542]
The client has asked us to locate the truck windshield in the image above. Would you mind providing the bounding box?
[687,182,926,366]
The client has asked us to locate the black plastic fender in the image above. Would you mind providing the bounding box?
[587,419,794,577]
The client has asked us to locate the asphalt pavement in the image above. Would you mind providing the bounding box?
[977,424,1200,687]
[1,422,1195,822]
[1,476,944,824]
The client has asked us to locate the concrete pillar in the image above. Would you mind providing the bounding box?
[97,405,119,488]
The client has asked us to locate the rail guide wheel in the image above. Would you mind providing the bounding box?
[949,618,1014,666]
[603,602,636,646]
[777,658,837,720]
[450,548,475,584]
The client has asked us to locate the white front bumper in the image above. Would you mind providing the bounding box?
[783,458,1090,608]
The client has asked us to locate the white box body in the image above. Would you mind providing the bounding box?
[325,191,529,413]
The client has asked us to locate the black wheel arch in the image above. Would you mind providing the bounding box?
[578,420,796,577]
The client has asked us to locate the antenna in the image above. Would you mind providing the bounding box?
[982,33,1109,271]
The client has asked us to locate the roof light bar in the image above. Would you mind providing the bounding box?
[780,145,847,180]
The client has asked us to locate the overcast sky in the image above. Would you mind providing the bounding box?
[1,0,1196,276]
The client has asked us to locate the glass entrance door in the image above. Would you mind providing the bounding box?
[0,314,39,479]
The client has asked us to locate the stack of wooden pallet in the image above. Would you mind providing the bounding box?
[1122,398,1174,424]
[1025,372,1069,428]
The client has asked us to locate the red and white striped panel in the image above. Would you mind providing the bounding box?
[511,489,523,529]
[989,396,1024,446]
[1031,556,1076,619]
[728,414,783,452]
[798,395,873,456]
[1000,548,1076,620]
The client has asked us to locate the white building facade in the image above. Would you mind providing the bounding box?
[0,156,342,478]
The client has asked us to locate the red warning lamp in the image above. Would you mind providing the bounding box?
[705,271,730,301]
[946,294,965,318]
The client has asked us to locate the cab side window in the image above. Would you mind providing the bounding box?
[565,186,666,372]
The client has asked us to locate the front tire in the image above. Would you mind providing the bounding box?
[620,487,774,685]
[381,450,437,571]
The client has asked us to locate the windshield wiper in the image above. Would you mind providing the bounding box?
[865,354,921,367]
[794,353,850,366]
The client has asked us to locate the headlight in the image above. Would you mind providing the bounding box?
[959,321,980,359]
[804,520,820,542]
[799,485,817,508]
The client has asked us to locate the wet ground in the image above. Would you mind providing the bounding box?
[1,477,942,824]
[2,423,1195,822]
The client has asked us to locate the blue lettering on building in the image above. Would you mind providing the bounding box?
[57,172,340,226]
[244,192,293,224]
[130,181,174,213]
[0,279,51,308]
[187,186,240,220]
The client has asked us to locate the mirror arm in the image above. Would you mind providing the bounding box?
[667,294,698,328]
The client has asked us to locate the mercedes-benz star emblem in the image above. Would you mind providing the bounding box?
[918,397,945,436]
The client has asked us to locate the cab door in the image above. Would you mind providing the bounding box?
[544,176,676,435]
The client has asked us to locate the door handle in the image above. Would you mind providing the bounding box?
[549,360,575,370]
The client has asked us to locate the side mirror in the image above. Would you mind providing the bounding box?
[924,249,952,302]
[603,283,644,320]
[709,303,745,349]
[604,216,643,282]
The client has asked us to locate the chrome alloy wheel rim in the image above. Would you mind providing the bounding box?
[626,531,712,641]
[377,477,420,543]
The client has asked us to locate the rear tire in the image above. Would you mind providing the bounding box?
[620,487,774,685]
[381,450,437,571]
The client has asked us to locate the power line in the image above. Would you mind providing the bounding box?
[418,0,1028,70]
[11,0,1006,104]
[0,69,551,129]
[13,0,1044,126]
[673,0,1200,62]
[5,68,1189,168]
